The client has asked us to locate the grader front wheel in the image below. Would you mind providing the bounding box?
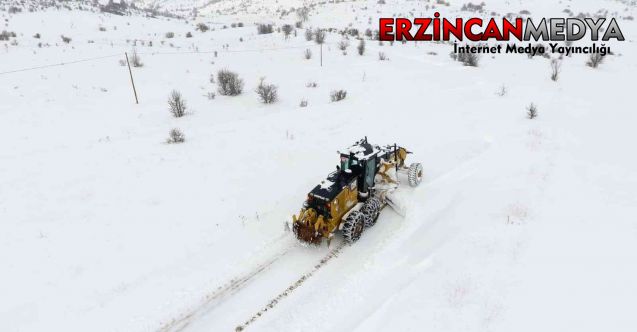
[408,163,423,187]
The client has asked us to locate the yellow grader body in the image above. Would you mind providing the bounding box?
[292,138,422,246]
[293,181,359,245]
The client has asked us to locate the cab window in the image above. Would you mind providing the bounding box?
[340,156,350,171]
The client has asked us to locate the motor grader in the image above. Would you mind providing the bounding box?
[292,138,423,246]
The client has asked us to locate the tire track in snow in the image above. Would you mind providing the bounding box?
[234,241,347,331]
[158,241,295,332]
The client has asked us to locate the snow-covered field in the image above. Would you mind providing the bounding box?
[1,0,636,331]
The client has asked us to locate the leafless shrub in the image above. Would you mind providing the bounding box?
[0,31,16,41]
[451,51,480,66]
[196,23,209,32]
[166,128,185,144]
[338,39,349,51]
[304,48,312,59]
[550,59,561,81]
[300,99,308,107]
[462,53,479,66]
[168,90,187,117]
[282,24,293,39]
[33,33,41,39]
[130,48,143,67]
[165,32,175,38]
[305,28,313,41]
[378,52,388,60]
[297,6,310,22]
[306,81,318,88]
[527,103,538,119]
[357,39,365,55]
[207,92,216,100]
[586,53,605,68]
[461,2,484,12]
[256,78,278,104]
[496,85,507,97]
[314,29,326,44]
[217,69,244,96]
[61,35,72,43]
[257,24,274,34]
[186,32,193,38]
[330,90,347,102]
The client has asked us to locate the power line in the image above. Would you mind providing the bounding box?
[0,53,121,76]
[0,42,324,76]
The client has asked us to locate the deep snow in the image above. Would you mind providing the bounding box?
[1,0,636,331]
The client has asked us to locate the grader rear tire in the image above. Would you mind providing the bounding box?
[408,163,423,187]
[342,211,365,243]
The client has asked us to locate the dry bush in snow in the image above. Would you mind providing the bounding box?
[282,24,293,39]
[300,99,308,107]
[196,23,209,32]
[357,39,365,55]
[257,24,273,34]
[496,85,507,97]
[338,39,350,51]
[306,81,318,88]
[451,51,480,67]
[166,128,185,144]
[550,59,561,81]
[0,31,17,41]
[527,103,538,119]
[256,78,278,104]
[461,53,479,66]
[297,6,310,22]
[314,29,326,44]
[168,90,187,117]
[165,32,175,38]
[217,69,244,96]
[586,53,605,68]
[130,49,143,67]
[305,28,313,41]
[330,90,347,102]
[378,52,388,60]
[61,35,72,43]
[304,48,312,59]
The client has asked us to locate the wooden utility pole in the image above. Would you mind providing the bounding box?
[124,52,139,104]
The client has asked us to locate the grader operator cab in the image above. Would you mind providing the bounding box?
[292,138,423,246]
